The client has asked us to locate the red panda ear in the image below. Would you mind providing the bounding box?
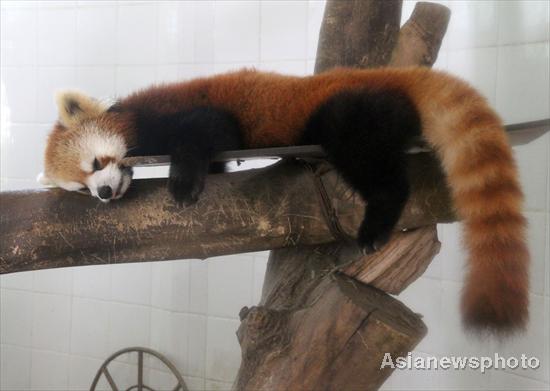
[55,90,108,127]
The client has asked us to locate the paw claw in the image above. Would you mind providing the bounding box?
[361,244,376,255]
[168,171,205,206]
[358,229,391,255]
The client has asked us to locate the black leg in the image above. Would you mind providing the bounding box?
[209,161,229,174]
[355,158,410,253]
[166,108,243,205]
[304,88,421,253]
[323,144,411,254]
[168,142,210,205]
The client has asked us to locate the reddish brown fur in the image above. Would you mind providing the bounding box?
[44,122,88,184]
[50,67,530,333]
[44,114,135,185]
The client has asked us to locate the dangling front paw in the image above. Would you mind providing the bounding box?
[168,162,206,206]
[357,226,392,255]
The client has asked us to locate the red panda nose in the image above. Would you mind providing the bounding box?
[98,186,113,200]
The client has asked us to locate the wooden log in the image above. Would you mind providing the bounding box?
[233,2,452,390]
[315,0,403,73]
[389,2,451,67]
[347,0,403,68]
[314,0,354,74]
[0,154,454,274]
[341,225,441,294]
[234,244,428,390]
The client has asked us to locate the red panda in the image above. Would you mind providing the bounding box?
[40,67,529,335]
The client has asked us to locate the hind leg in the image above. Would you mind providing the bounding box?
[305,89,420,253]
[326,143,410,253]
[354,158,410,253]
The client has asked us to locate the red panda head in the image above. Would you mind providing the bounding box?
[39,91,133,202]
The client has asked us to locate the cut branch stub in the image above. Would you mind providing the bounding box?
[389,2,451,67]
[341,225,441,294]
[315,0,403,73]
[235,267,427,390]
[235,226,438,390]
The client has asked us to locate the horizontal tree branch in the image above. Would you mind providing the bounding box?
[0,153,453,274]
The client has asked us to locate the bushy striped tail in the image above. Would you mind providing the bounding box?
[418,74,529,334]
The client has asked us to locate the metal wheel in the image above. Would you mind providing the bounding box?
[90,347,188,391]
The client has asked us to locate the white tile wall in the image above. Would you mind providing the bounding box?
[30,349,70,390]
[188,259,208,315]
[37,6,77,66]
[514,130,549,211]
[496,42,550,124]
[68,355,108,391]
[498,0,550,45]
[33,267,73,296]
[0,289,33,347]
[205,317,241,383]
[445,0,499,50]
[186,313,207,379]
[157,2,195,64]
[111,263,152,306]
[116,4,158,65]
[0,124,49,179]
[260,0,307,61]
[31,293,72,353]
[0,1,548,390]
[0,6,37,68]
[70,297,110,359]
[72,265,112,301]
[149,308,188,371]
[1,68,38,123]
[207,255,254,319]
[108,302,151,354]
[214,1,260,63]
[447,47,498,106]
[76,4,117,66]
[0,344,32,391]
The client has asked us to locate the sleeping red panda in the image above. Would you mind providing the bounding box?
[40,67,529,335]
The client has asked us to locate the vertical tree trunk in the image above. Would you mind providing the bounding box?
[235,2,451,390]
[315,0,403,73]
[235,243,430,391]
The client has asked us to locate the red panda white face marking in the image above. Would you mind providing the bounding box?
[77,127,129,202]
[40,91,133,202]
[85,161,132,202]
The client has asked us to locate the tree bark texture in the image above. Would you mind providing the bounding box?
[0,154,453,274]
[315,0,403,73]
[234,244,428,391]
[234,2,451,390]
[389,2,451,67]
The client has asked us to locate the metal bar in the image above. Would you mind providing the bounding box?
[507,119,550,146]
[102,368,120,391]
[138,351,143,391]
[122,145,325,167]
[506,118,550,133]
[123,119,550,168]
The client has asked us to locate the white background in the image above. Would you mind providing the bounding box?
[0,1,548,390]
